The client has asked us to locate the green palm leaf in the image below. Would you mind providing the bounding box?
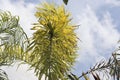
[0,11,29,66]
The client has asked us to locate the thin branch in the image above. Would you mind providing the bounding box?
[78,62,112,79]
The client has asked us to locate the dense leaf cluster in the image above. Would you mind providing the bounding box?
[29,3,77,80]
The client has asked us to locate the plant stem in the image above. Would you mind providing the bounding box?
[48,24,53,80]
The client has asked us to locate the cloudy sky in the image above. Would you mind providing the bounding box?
[0,0,120,80]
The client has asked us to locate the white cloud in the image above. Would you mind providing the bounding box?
[68,0,105,14]
[99,12,119,48]
[106,0,120,6]
[1,61,46,80]
[0,0,37,37]
[1,62,38,80]
[76,5,120,66]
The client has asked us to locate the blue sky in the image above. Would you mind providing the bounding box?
[0,0,120,80]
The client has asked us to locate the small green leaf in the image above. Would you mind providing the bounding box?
[63,0,68,5]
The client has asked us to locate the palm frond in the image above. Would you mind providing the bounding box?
[0,11,29,66]
[77,43,120,80]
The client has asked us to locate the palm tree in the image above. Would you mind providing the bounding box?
[27,3,78,80]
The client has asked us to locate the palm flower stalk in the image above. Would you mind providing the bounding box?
[28,3,78,80]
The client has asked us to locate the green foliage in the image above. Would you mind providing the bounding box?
[0,69,9,80]
[0,11,29,66]
[63,0,69,5]
[67,72,79,80]
[110,52,120,80]
[28,3,78,80]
